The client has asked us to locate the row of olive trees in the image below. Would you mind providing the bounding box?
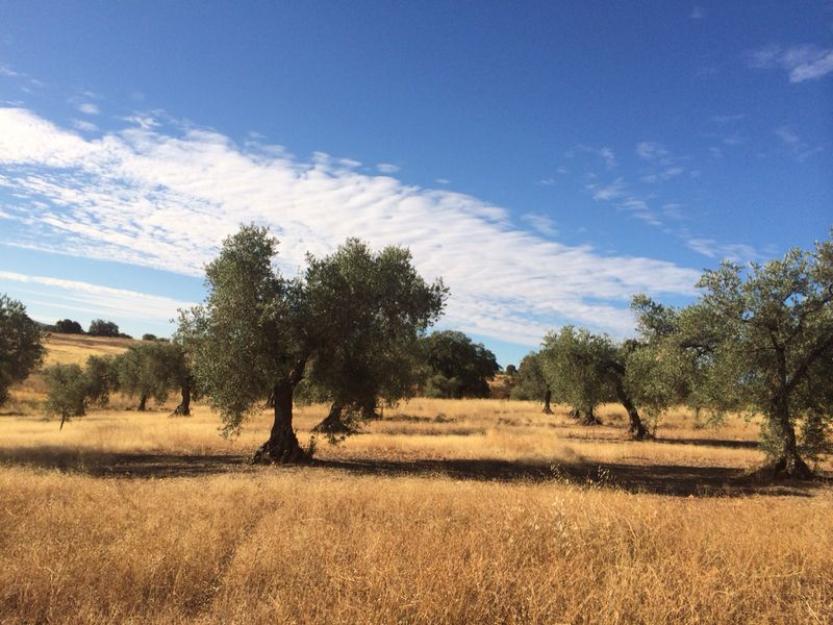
[4,226,830,477]
[512,234,833,478]
[41,341,195,427]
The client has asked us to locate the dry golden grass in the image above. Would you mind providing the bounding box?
[1,334,832,624]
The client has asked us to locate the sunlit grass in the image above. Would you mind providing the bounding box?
[1,333,831,624]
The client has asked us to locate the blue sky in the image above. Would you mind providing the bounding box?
[0,1,831,366]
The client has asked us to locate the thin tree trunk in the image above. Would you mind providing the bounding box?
[252,379,307,464]
[59,413,67,430]
[543,388,553,414]
[173,378,191,416]
[137,393,148,411]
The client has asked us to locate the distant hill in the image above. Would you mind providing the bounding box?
[41,332,136,367]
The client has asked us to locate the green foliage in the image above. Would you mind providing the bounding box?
[180,225,308,433]
[88,319,120,337]
[55,319,84,334]
[114,342,181,409]
[302,238,446,418]
[625,296,691,422]
[510,352,548,402]
[183,226,446,438]
[0,294,44,406]
[142,333,158,341]
[420,331,499,398]
[674,234,833,471]
[84,355,118,407]
[540,326,616,415]
[43,363,88,427]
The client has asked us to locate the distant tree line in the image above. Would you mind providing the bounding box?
[42,318,134,339]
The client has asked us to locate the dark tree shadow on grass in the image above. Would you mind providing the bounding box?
[1,445,830,497]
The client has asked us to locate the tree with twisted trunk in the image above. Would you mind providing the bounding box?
[180,226,446,463]
[670,236,833,479]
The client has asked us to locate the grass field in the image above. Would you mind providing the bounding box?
[1,334,831,624]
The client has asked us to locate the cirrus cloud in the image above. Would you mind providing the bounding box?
[0,107,702,345]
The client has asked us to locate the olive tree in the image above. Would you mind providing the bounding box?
[180,226,446,463]
[673,238,833,478]
[303,239,446,439]
[510,351,553,414]
[88,319,120,337]
[0,294,44,406]
[624,295,693,434]
[540,327,612,425]
[43,363,89,429]
[168,336,199,417]
[420,330,499,398]
[114,342,178,411]
[541,326,653,438]
[55,319,84,334]
[84,354,118,406]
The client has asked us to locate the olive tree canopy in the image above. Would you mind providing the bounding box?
[0,294,44,406]
[180,225,446,462]
[673,237,833,478]
[510,351,552,414]
[303,239,446,439]
[420,330,499,398]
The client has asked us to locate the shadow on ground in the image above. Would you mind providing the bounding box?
[560,433,761,450]
[1,445,829,498]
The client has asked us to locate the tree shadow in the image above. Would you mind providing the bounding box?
[1,445,829,497]
[652,437,760,450]
[560,433,761,449]
[313,457,828,497]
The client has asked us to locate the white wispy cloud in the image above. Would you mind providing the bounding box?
[72,119,98,132]
[774,126,824,161]
[0,64,20,77]
[520,213,558,237]
[578,145,617,169]
[0,61,45,89]
[686,238,759,263]
[635,141,670,162]
[376,162,400,174]
[589,178,627,201]
[0,270,193,322]
[748,44,833,82]
[77,102,100,115]
[0,107,702,344]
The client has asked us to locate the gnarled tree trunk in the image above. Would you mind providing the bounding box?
[542,388,553,414]
[573,405,601,426]
[313,401,352,435]
[252,378,307,464]
[757,396,812,479]
[172,377,191,416]
[613,378,649,440]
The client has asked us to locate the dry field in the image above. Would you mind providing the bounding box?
[0,334,831,624]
